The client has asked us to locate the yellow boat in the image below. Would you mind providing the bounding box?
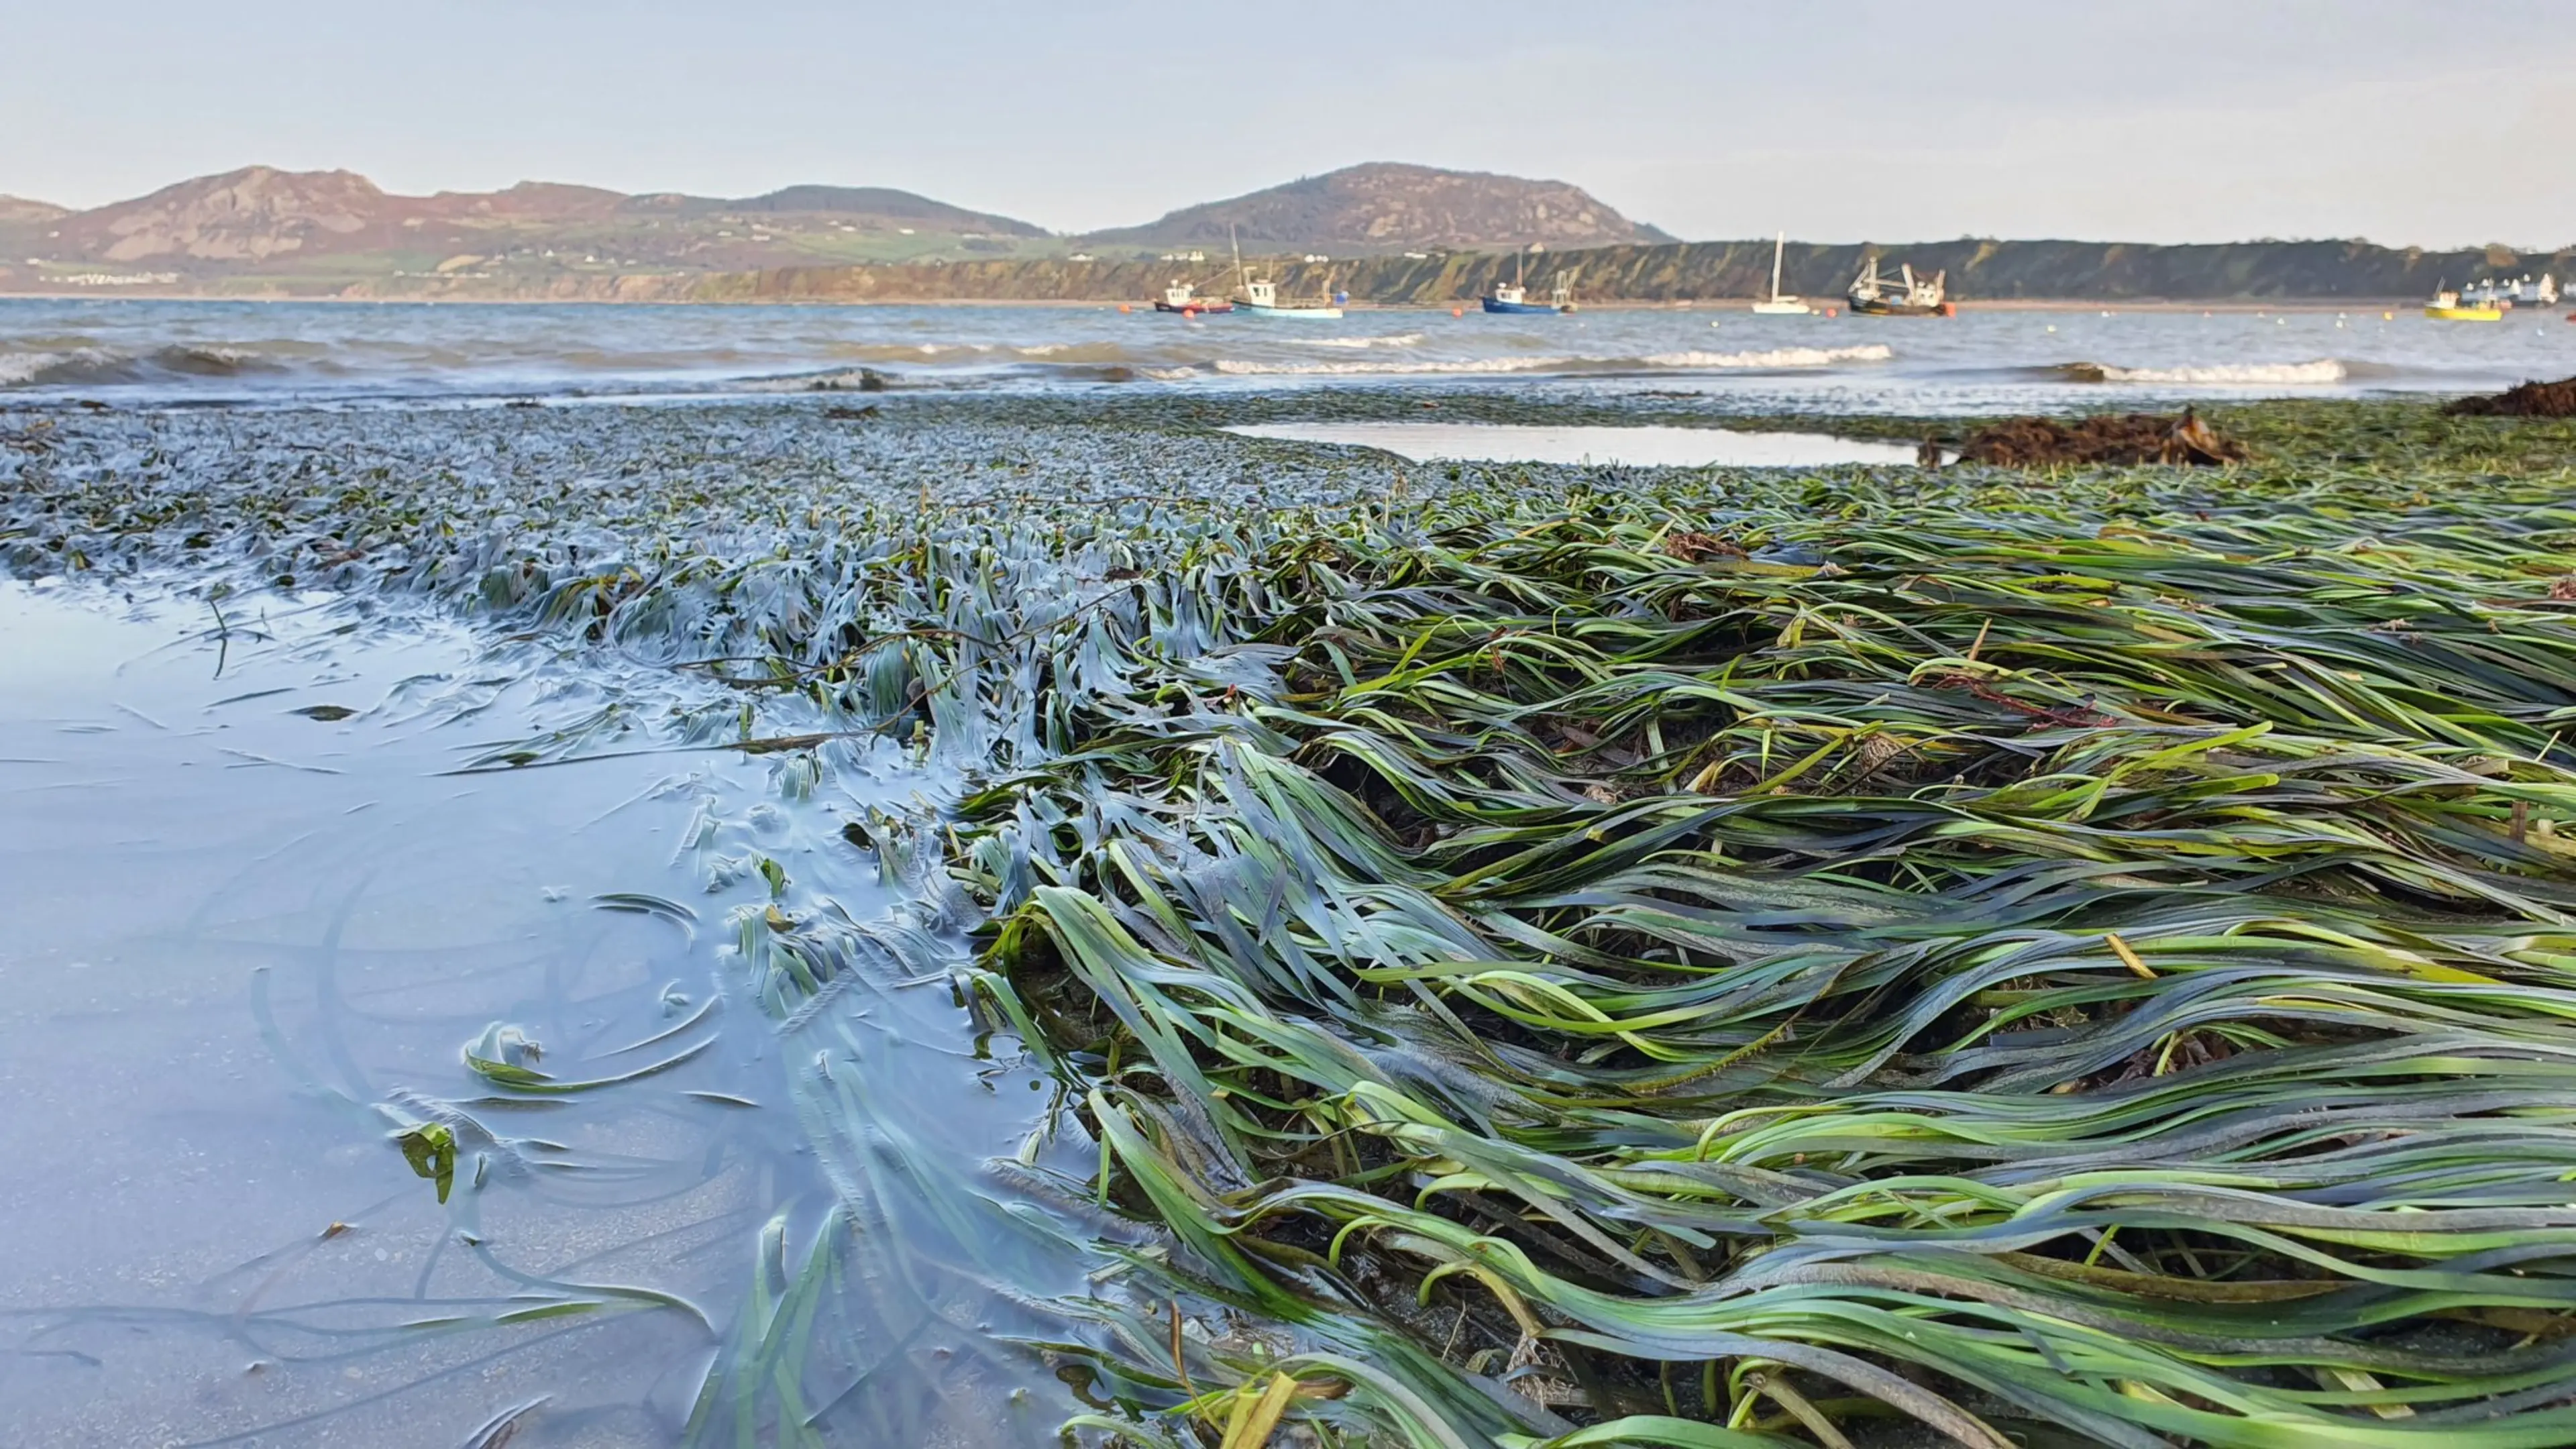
[2424,285,2503,321]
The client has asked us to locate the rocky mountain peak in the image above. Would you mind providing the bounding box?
[1082,162,1671,254]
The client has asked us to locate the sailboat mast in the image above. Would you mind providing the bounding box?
[1231,224,1246,295]
[1772,232,1785,302]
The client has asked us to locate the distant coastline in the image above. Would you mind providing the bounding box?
[8,162,2564,311]
[5,236,2561,309]
[0,290,2450,312]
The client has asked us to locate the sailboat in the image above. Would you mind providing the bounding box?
[1229,226,1343,319]
[1750,233,1812,315]
[1482,246,1571,314]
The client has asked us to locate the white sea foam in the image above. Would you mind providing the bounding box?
[1638,345,1895,369]
[2082,360,2348,385]
[1209,356,1576,376]
[1204,343,1894,378]
[1228,421,1921,468]
[1289,333,1428,350]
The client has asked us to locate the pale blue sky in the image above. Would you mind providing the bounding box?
[4,0,2569,247]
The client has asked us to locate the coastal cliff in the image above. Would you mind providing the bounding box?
[695,237,2576,307]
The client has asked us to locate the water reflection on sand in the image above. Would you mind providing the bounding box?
[0,582,1093,1447]
[1226,419,1921,467]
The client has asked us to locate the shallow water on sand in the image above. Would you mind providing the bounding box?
[0,582,1095,1447]
[1226,420,1922,467]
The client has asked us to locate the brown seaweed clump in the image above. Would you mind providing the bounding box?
[1953,409,2245,467]
[2444,376,2576,418]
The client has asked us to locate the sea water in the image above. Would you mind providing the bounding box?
[3,297,2567,411]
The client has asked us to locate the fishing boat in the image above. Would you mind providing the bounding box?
[1237,277,1342,319]
[1481,282,1560,315]
[1151,280,1232,315]
[1750,232,1812,314]
[1847,256,1949,316]
[1228,226,1342,319]
[1481,248,1572,314]
[2424,281,2504,321]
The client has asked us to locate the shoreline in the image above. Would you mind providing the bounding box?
[0,289,2451,311]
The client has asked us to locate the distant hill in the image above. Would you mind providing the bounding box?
[709,186,1045,233]
[0,196,71,261]
[3,162,2565,303]
[50,168,400,263]
[0,196,69,225]
[0,161,1667,293]
[0,166,1056,286]
[1080,162,1672,255]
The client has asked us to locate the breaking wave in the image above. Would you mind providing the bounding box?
[1202,344,1894,378]
[1210,356,1574,376]
[1289,333,1428,350]
[1638,345,1895,369]
[2060,359,2349,385]
[737,367,904,393]
[0,345,290,389]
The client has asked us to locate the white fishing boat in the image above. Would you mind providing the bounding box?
[1152,280,1232,315]
[1750,232,1812,314]
[1229,225,1343,319]
[1238,278,1342,319]
[1481,247,1574,313]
